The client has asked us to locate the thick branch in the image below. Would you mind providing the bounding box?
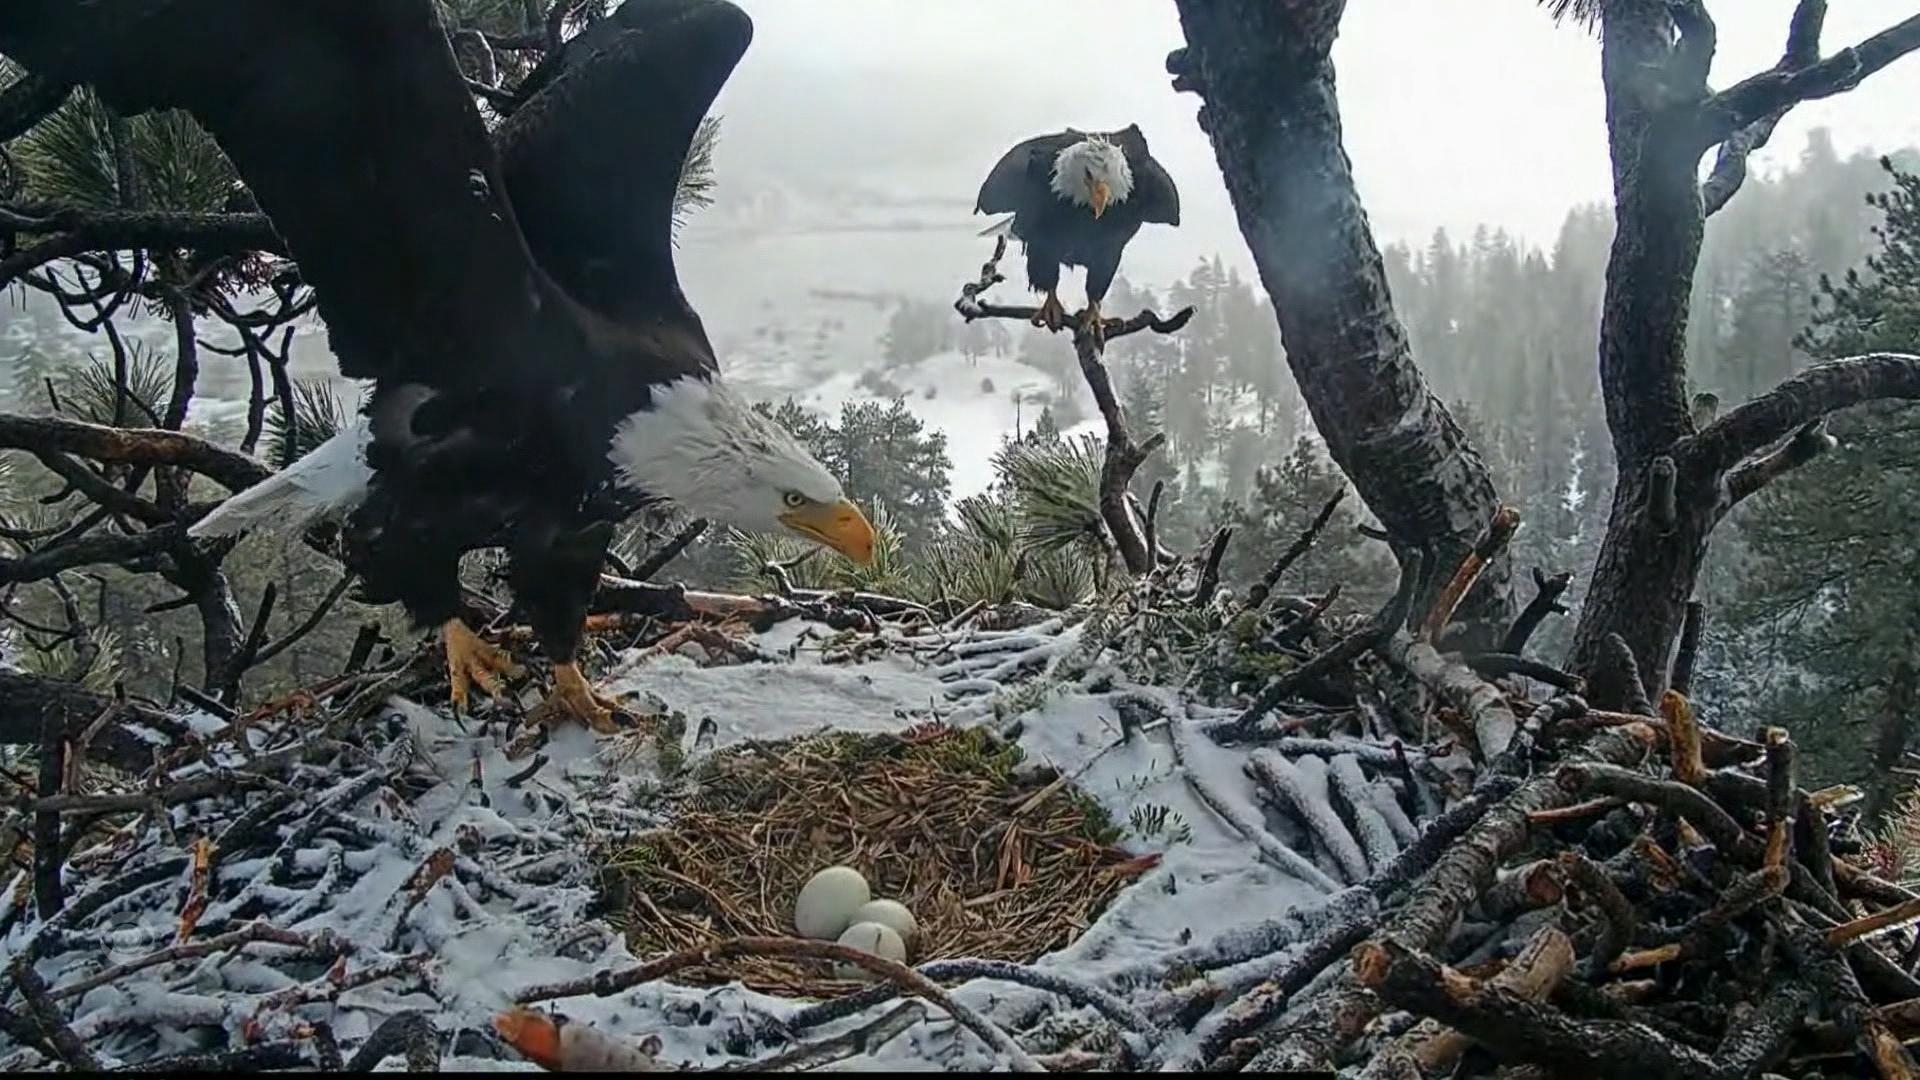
[1684,353,1920,480]
[0,673,193,772]
[0,206,284,288]
[1701,14,1920,142]
[1724,420,1838,506]
[0,412,272,492]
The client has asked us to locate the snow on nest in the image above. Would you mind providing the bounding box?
[1,616,1372,1071]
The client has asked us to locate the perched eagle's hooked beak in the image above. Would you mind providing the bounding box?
[1089,179,1111,219]
[781,497,876,565]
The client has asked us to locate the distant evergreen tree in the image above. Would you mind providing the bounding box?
[1706,158,1920,807]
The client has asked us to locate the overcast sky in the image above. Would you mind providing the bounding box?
[705,1,1920,251]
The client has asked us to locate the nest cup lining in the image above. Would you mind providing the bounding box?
[597,724,1150,997]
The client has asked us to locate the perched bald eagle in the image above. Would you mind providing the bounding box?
[0,0,873,732]
[974,125,1180,341]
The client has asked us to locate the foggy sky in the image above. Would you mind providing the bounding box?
[704,1,1920,253]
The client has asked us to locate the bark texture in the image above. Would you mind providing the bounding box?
[1168,1,1510,644]
[1566,2,1920,697]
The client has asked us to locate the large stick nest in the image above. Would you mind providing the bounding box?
[596,723,1156,997]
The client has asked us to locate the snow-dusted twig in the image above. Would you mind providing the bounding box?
[8,957,102,1070]
[731,1001,926,1071]
[1326,753,1401,873]
[1167,712,1340,893]
[47,919,337,1002]
[1246,751,1369,885]
[514,936,1047,1072]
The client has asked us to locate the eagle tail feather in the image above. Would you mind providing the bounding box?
[187,417,375,540]
[977,215,1018,239]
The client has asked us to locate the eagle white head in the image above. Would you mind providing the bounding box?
[1050,134,1134,220]
[609,377,875,563]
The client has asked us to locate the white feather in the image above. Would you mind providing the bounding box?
[609,376,841,532]
[186,418,374,540]
[977,215,1018,238]
[1050,135,1134,208]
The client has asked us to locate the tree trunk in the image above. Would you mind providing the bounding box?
[1169,2,1511,643]
[1562,3,1721,694]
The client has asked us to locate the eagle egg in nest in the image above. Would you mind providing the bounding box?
[850,899,918,946]
[835,920,907,978]
[794,866,870,939]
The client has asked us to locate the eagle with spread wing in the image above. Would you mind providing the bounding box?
[974,125,1180,343]
[0,0,874,732]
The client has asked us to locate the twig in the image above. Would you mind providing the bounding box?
[1500,567,1573,656]
[632,519,708,581]
[1670,599,1705,695]
[1191,526,1231,605]
[736,1002,925,1072]
[1464,652,1585,693]
[33,708,66,918]
[49,920,334,1002]
[1763,726,1795,871]
[1662,690,1705,786]
[1217,551,1424,741]
[1171,715,1339,892]
[9,956,102,1070]
[1558,851,1636,978]
[1418,505,1520,645]
[248,572,356,670]
[1248,491,1344,608]
[513,936,1046,1071]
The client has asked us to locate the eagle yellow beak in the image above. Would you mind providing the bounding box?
[1090,180,1110,219]
[780,497,876,565]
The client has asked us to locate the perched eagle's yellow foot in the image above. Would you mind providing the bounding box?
[1079,301,1105,347]
[531,662,631,735]
[444,619,522,711]
[1031,290,1067,332]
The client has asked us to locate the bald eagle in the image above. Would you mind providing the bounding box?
[974,125,1180,342]
[0,0,873,732]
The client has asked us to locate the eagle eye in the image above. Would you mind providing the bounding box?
[782,491,806,509]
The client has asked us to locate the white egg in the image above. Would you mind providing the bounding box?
[850,899,918,946]
[794,865,870,940]
[834,920,907,979]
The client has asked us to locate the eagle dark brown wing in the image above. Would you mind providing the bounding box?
[1109,124,1180,227]
[0,0,565,392]
[975,129,1084,216]
[496,0,751,357]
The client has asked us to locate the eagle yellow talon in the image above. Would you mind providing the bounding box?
[1031,290,1067,332]
[532,662,632,735]
[444,619,521,711]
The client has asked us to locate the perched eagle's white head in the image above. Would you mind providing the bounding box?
[1051,134,1134,220]
[609,377,874,563]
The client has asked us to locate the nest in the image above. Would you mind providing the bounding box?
[597,723,1153,997]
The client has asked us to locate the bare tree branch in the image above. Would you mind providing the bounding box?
[1682,353,1920,481]
[0,413,272,493]
[0,525,182,585]
[0,206,283,289]
[1723,420,1839,507]
[1699,14,1920,144]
